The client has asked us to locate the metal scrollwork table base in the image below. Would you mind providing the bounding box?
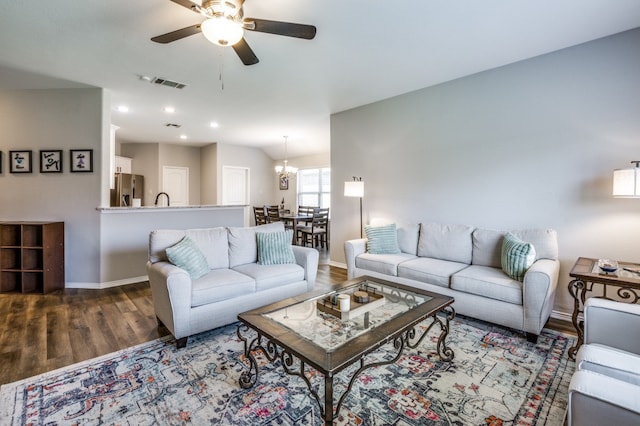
[236,276,455,425]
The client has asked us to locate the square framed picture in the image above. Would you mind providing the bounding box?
[70,149,93,173]
[40,150,63,173]
[9,150,33,173]
[279,173,289,190]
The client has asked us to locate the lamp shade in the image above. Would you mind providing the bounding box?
[613,167,640,197]
[201,17,244,46]
[344,181,364,198]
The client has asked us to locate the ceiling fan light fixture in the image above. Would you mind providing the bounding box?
[201,16,243,46]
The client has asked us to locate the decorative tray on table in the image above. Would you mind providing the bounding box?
[316,288,386,321]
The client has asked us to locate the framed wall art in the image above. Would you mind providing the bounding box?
[40,150,63,173]
[9,150,33,173]
[70,149,93,173]
[279,173,289,190]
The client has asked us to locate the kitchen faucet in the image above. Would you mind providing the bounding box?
[154,192,170,206]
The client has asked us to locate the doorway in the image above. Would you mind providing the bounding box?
[162,166,189,206]
[222,166,250,206]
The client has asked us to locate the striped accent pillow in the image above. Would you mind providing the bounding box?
[165,236,210,279]
[501,232,536,281]
[364,223,401,254]
[256,230,296,265]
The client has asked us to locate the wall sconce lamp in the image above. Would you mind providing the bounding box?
[344,176,364,237]
[613,161,640,198]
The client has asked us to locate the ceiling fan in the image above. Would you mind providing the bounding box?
[151,0,316,66]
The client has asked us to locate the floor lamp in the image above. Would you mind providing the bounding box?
[344,177,364,237]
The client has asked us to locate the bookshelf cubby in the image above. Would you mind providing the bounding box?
[0,222,64,294]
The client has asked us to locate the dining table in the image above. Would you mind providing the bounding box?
[279,212,313,244]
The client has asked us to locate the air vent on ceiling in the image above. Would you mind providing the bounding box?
[165,123,182,128]
[152,77,187,89]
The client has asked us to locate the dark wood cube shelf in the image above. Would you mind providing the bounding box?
[0,222,64,294]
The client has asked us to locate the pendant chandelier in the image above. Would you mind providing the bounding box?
[274,136,298,176]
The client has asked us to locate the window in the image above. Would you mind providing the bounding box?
[297,168,330,208]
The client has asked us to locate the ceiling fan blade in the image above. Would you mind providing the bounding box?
[247,18,316,40]
[168,0,201,13]
[151,24,202,44]
[232,38,259,65]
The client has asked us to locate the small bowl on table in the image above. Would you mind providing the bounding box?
[598,259,619,275]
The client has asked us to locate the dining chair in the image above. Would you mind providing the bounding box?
[253,206,267,226]
[297,207,329,248]
[265,205,281,223]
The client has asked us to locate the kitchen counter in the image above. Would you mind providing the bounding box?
[88,205,247,289]
[97,204,246,213]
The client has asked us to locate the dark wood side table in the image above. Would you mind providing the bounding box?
[568,256,640,359]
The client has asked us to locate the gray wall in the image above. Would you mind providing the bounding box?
[330,28,640,316]
[0,88,106,284]
[200,143,218,204]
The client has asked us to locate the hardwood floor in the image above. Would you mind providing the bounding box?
[0,254,575,386]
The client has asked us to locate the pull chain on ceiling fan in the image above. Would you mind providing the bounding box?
[151,0,317,66]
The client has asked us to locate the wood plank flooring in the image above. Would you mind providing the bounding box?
[0,258,575,386]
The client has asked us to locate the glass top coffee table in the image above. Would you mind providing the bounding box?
[236,275,455,425]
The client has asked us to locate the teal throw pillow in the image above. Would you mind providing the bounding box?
[501,232,536,281]
[165,236,210,279]
[257,230,296,265]
[365,223,401,254]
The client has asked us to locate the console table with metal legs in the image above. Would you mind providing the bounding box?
[567,257,640,360]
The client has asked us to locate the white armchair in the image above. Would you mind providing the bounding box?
[567,298,640,425]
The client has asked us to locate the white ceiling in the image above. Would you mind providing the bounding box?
[0,1,639,160]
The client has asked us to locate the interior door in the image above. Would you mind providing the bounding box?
[222,166,249,205]
[162,166,189,206]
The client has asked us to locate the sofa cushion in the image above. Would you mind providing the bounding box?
[472,228,504,268]
[510,229,558,261]
[191,269,256,307]
[365,223,401,254]
[257,230,296,265]
[186,227,229,269]
[418,223,474,264]
[397,257,468,288]
[165,236,210,280]
[228,222,284,267]
[397,223,420,256]
[451,265,522,305]
[233,263,305,292]
[149,229,186,263]
[501,232,536,281]
[355,252,417,276]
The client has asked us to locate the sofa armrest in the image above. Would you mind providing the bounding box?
[568,370,640,426]
[522,258,560,334]
[146,260,193,339]
[344,238,367,279]
[291,245,319,289]
[584,298,640,354]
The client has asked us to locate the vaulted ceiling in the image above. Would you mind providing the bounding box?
[0,1,639,159]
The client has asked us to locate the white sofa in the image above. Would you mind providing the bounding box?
[147,222,319,347]
[568,298,640,425]
[345,223,559,341]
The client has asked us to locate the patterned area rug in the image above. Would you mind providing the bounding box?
[0,315,575,425]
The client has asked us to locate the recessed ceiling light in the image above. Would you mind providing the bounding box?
[210,121,219,128]
[116,105,129,113]
[164,106,175,113]
[180,135,187,140]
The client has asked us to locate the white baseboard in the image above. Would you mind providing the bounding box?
[66,275,148,290]
[329,261,347,269]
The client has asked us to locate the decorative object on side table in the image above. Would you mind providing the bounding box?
[597,258,619,275]
[567,256,640,360]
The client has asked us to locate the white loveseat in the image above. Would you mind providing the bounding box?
[147,222,319,347]
[568,298,640,425]
[345,223,559,342]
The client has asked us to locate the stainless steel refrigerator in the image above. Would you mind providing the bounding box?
[111,173,144,207]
